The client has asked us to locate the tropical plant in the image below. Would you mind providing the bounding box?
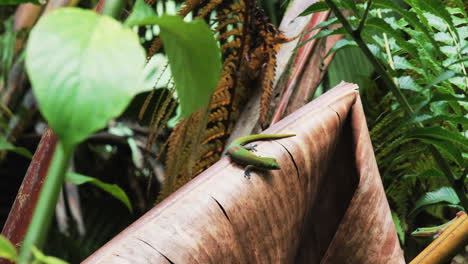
[0,0,221,262]
[301,0,467,257]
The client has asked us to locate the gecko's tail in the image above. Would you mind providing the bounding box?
[234,134,296,145]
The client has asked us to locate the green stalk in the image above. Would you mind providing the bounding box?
[325,0,468,209]
[17,142,73,264]
[101,0,124,19]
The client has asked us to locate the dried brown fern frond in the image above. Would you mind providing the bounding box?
[156,0,292,201]
[259,53,275,125]
[147,87,177,148]
[195,0,224,18]
[147,38,161,58]
[217,28,243,41]
[139,62,170,120]
[159,109,206,200]
[209,107,229,122]
[178,0,204,17]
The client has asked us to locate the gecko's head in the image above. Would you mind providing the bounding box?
[263,158,281,170]
[411,229,424,236]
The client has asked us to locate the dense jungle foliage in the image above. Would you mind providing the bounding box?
[0,0,466,262]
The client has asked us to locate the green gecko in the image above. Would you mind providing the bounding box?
[226,134,295,178]
[411,211,465,238]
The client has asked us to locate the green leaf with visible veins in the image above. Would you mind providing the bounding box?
[26,8,147,148]
[406,126,468,148]
[126,0,222,118]
[412,187,461,216]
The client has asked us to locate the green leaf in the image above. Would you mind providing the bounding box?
[298,1,329,16]
[418,138,464,166]
[412,187,460,216]
[449,0,467,17]
[433,32,453,45]
[431,92,467,103]
[124,0,157,26]
[339,0,359,15]
[26,8,146,148]
[409,114,468,126]
[297,27,346,49]
[448,57,468,67]
[425,71,456,89]
[155,16,221,118]
[440,45,457,57]
[302,17,347,37]
[327,46,374,89]
[393,56,421,73]
[403,168,444,179]
[365,17,418,55]
[0,235,17,262]
[406,126,468,148]
[0,137,32,158]
[392,212,405,245]
[415,0,458,40]
[1,17,16,86]
[31,246,69,264]
[373,0,441,56]
[0,0,43,5]
[125,1,222,118]
[324,39,357,59]
[398,76,422,92]
[424,12,447,31]
[66,172,133,213]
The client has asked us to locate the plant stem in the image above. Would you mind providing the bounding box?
[17,142,72,264]
[101,0,124,19]
[325,0,468,209]
[357,0,372,33]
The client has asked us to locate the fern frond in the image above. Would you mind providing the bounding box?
[164,118,189,192]
[139,63,170,120]
[369,109,404,141]
[178,0,204,17]
[147,38,161,59]
[156,0,292,200]
[217,28,243,41]
[221,38,242,53]
[215,18,242,32]
[259,52,275,125]
[209,107,229,121]
[201,122,226,144]
[195,0,223,18]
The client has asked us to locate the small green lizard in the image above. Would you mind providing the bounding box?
[226,134,295,178]
[411,211,465,238]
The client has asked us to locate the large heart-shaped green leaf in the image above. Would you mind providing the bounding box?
[26,8,146,147]
[126,0,221,118]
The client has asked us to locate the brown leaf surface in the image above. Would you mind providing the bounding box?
[83,82,404,263]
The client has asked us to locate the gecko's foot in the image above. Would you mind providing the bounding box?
[245,144,258,152]
[244,165,254,179]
